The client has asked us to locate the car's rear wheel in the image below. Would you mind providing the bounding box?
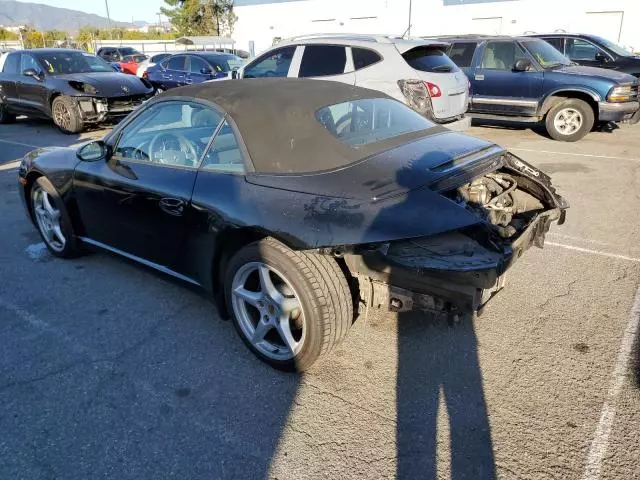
[545,99,594,142]
[225,238,352,371]
[0,102,15,124]
[30,177,81,258]
[52,96,84,134]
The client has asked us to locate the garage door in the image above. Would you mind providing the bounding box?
[471,17,503,35]
[583,11,624,42]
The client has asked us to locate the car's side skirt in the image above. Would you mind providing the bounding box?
[78,236,201,287]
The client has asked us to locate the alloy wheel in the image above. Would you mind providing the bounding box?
[32,186,66,252]
[553,108,583,136]
[231,262,306,361]
[52,101,72,131]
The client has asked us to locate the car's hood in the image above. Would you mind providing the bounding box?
[246,131,504,200]
[551,65,637,83]
[53,72,152,96]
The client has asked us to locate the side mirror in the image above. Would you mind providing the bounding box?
[23,68,43,79]
[595,52,607,63]
[514,59,532,72]
[77,140,109,162]
[200,67,214,75]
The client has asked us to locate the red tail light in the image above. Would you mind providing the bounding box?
[424,82,442,98]
[143,71,148,79]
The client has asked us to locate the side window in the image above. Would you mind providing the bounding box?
[243,46,296,78]
[565,39,601,61]
[189,56,209,74]
[448,42,478,68]
[20,54,39,73]
[543,37,565,54]
[167,55,186,71]
[299,45,347,77]
[3,53,20,74]
[114,102,222,168]
[481,41,527,70]
[352,47,382,70]
[201,120,244,173]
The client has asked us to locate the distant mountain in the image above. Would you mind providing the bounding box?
[0,0,132,31]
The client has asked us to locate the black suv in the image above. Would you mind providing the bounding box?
[431,35,640,141]
[530,34,640,77]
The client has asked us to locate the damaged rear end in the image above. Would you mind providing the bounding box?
[343,151,568,316]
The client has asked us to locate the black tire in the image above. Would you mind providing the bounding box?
[225,237,352,372]
[29,176,82,258]
[545,98,595,142]
[630,108,640,125]
[51,96,84,134]
[0,102,15,124]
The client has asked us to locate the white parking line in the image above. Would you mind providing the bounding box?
[0,161,20,171]
[583,286,640,480]
[510,148,640,163]
[546,242,640,264]
[0,138,41,149]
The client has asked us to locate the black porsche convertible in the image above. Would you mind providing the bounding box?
[0,49,154,133]
[17,79,568,371]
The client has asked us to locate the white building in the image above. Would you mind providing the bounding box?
[233,0,640,56]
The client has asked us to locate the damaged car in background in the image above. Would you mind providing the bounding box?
[17,79,567,371]
[0,49,154,133]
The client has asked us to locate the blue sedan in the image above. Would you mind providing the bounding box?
[146,52,244,92]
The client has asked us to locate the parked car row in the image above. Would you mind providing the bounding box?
[1,33,639,139]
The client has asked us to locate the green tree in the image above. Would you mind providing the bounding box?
[162,0,236,36]
[0,28,19,41]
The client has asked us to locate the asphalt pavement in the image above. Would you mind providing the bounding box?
[0,117,639,480]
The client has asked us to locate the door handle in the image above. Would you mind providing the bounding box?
[159,197,185,216]
[185,77,193,84]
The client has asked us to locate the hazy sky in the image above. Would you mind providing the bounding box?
[22,0,168,23]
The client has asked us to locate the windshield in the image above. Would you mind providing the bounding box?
[119,47,140,56]
[204,55,244,72]
[37,51,114,74]
[522,39,572,68]
[316,98,434,147]
[590,35,634,57]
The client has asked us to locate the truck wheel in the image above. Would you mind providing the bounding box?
[52,96,84,134]
[0,102,15,123]
[225,238,352,372]
[545,99,594,142]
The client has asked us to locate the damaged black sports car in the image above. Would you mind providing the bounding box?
[17,79,568,371]
[0,49,154,133]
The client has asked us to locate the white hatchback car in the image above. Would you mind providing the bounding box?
[235,34,470,130]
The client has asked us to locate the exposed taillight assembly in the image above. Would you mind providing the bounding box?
[424,81,442,98]
[398,79,435,119]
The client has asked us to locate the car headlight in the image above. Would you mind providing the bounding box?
[69,81,98,94]
[607,84,637,103]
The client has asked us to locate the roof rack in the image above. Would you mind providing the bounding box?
[284,33,394,44]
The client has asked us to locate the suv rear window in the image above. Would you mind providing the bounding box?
[402,46,459,73]
[299,45,347,77]
[448,42,477,68]
[316,98,433,147]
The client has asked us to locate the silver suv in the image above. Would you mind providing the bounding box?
[236,34,470,130]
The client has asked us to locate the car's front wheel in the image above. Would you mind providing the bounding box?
[545,98,594,142]
[30,177,81,258]
[225,238,352,371]
[52,96,84,134]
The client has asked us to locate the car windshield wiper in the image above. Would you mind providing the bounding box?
[431,65,453,72]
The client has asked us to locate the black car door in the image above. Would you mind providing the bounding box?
[0,52,21,112]
[73,100,223,270]
[16,53,48,114]
[564,38,613,69]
